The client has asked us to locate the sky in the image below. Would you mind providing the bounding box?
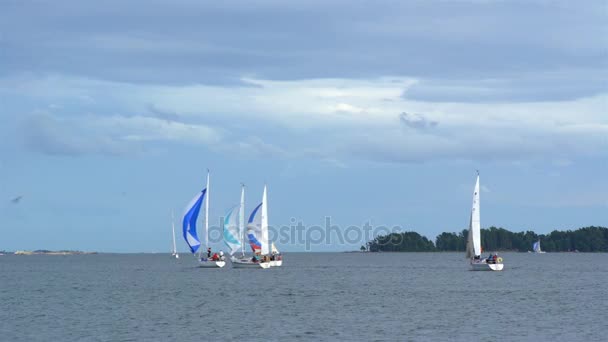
[1,0,607,252]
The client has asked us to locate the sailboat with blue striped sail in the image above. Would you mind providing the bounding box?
[183,170,225,268]
[232,185,270,269]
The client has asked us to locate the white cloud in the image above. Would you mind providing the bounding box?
[4,74,607,163]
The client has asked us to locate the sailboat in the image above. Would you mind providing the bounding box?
[532,240,546,253]
[171,211,179,259]
[466,172,504,271]
[270,242,283,267]
[232,185,271,269]
[225,184,263,268]
[182,170,225,268]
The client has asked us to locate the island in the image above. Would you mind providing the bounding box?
[366,226,608,252]
[11,250,97,255]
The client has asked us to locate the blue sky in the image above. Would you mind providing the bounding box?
[1,0,607,252]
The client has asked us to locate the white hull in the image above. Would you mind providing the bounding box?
[270,260,282,267]
[172,254,179,259]
[470,261,504,271]
[198,259,226,268]
[231,258,270,269]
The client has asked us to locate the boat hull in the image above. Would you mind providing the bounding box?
[232,258,270,269]
[471,262,504,271]
[270,260,282,267]
[198,260,226,268]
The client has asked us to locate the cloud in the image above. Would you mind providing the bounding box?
[145,104,181,123]
[1,1,606,101]
[399,112,438,130]
[19,111,223,156]
[402,69,608,102]
[21,112,133,156]
[6,74,608,164]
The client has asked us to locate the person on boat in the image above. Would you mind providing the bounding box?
[251,255,258,263]
[219,250,225,261]
[486,253,493,264]
[207,247,212,258]
[492,254,498,263]
[211,252,219,261]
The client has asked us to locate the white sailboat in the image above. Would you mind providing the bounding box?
[232,185,271,269]
[182,170,225,268]
[532,240,546,253]
[467,172,504,271]
[270,242,282,267]
[171,211,179,259]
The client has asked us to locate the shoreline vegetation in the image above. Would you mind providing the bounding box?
[364,226,608,253]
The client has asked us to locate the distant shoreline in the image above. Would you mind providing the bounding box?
[5,250,97,255]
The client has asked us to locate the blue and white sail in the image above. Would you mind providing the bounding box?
[247,202,263,253]
[533,240,542,253]
[182,189,206,254]
[223,205,241,255]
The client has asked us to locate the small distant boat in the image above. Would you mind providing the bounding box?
[183,170,225,268]
[270,242,283,267]
[466,172,504,271]
[171,211,179,259]
[531,240,546,254]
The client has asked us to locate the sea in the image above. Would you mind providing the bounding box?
[1,252,606,341]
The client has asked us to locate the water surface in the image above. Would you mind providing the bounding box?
[1,252,606,341]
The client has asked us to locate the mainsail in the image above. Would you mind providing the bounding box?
[223,205,241,255]
[260,185,270,256]
[466,174,482,258]
[182,189,206,254]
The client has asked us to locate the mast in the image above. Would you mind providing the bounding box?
[205,169,210,250]
[240,183,245,257]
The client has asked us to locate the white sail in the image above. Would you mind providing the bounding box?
[465,222,474,259]
[239,184,245,256]
[260,185,270,255]
[470,174,482,257]
[171,210,178,257]
[271,242,279,254]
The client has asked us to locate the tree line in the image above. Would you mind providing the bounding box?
[366,226,608,252]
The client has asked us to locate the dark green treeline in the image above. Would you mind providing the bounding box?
[366,226,608,252]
